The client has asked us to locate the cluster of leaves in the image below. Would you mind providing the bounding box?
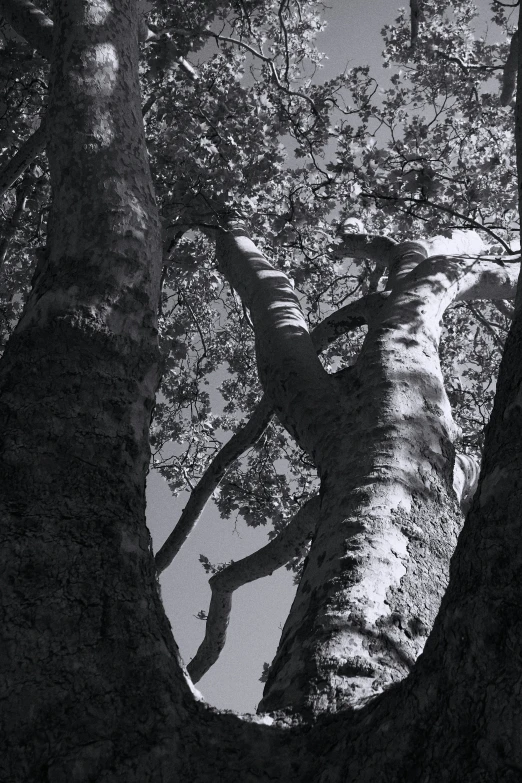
[145,0,517,576]
[330,0,518,244]
[0,0,517,577]
[0,28,48,349]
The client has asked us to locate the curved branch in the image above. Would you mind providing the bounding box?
[452,258,519,302]
[154,294,381,574]
[187,495,320,683]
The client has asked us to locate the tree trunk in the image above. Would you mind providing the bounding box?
[0,0,194,777]
[215,227,517,719]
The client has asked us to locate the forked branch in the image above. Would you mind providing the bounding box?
[154,294,379,574]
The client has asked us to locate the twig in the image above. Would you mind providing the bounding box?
[465,302,506,349]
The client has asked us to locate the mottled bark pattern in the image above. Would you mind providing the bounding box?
[259,242,462,715]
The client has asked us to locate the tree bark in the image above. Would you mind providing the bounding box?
[214,225,518,718]
[2,0,522,778]
[0,0,195,777]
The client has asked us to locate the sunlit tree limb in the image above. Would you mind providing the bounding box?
[154,294,378,574]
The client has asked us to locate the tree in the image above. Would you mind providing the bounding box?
[1,0,522,779]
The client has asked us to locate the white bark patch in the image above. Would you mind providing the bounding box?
[74,43,119,96]
[345,526,409,626]
[453,454,480,509]
[84,0,112,25]
[425,230,486,257]
[91,109,115,147]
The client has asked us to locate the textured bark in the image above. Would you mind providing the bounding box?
[2,0,522,778]
[213,225,518,717]
[0,0,192,777]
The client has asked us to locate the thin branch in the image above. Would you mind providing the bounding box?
[371,191,513,252]
[154,294,379,574]
[465,302,506,349]
[187,495,320,683]
[162,25,322,116]
[155,398,273,574]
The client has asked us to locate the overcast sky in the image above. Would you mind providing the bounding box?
[146,0,502,714]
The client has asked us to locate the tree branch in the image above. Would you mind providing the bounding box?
[187,495,320,683]
[0,121,46,200]
[501,28,518,106]
[154,397,273,574]
[155,294,380,574]
[331,232,398,266]
[410,0,420,50]
[452,257,519,302]
[0,0,53,58]
[214,224,333,457]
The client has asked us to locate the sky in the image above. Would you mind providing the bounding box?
[145,0,504,715]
